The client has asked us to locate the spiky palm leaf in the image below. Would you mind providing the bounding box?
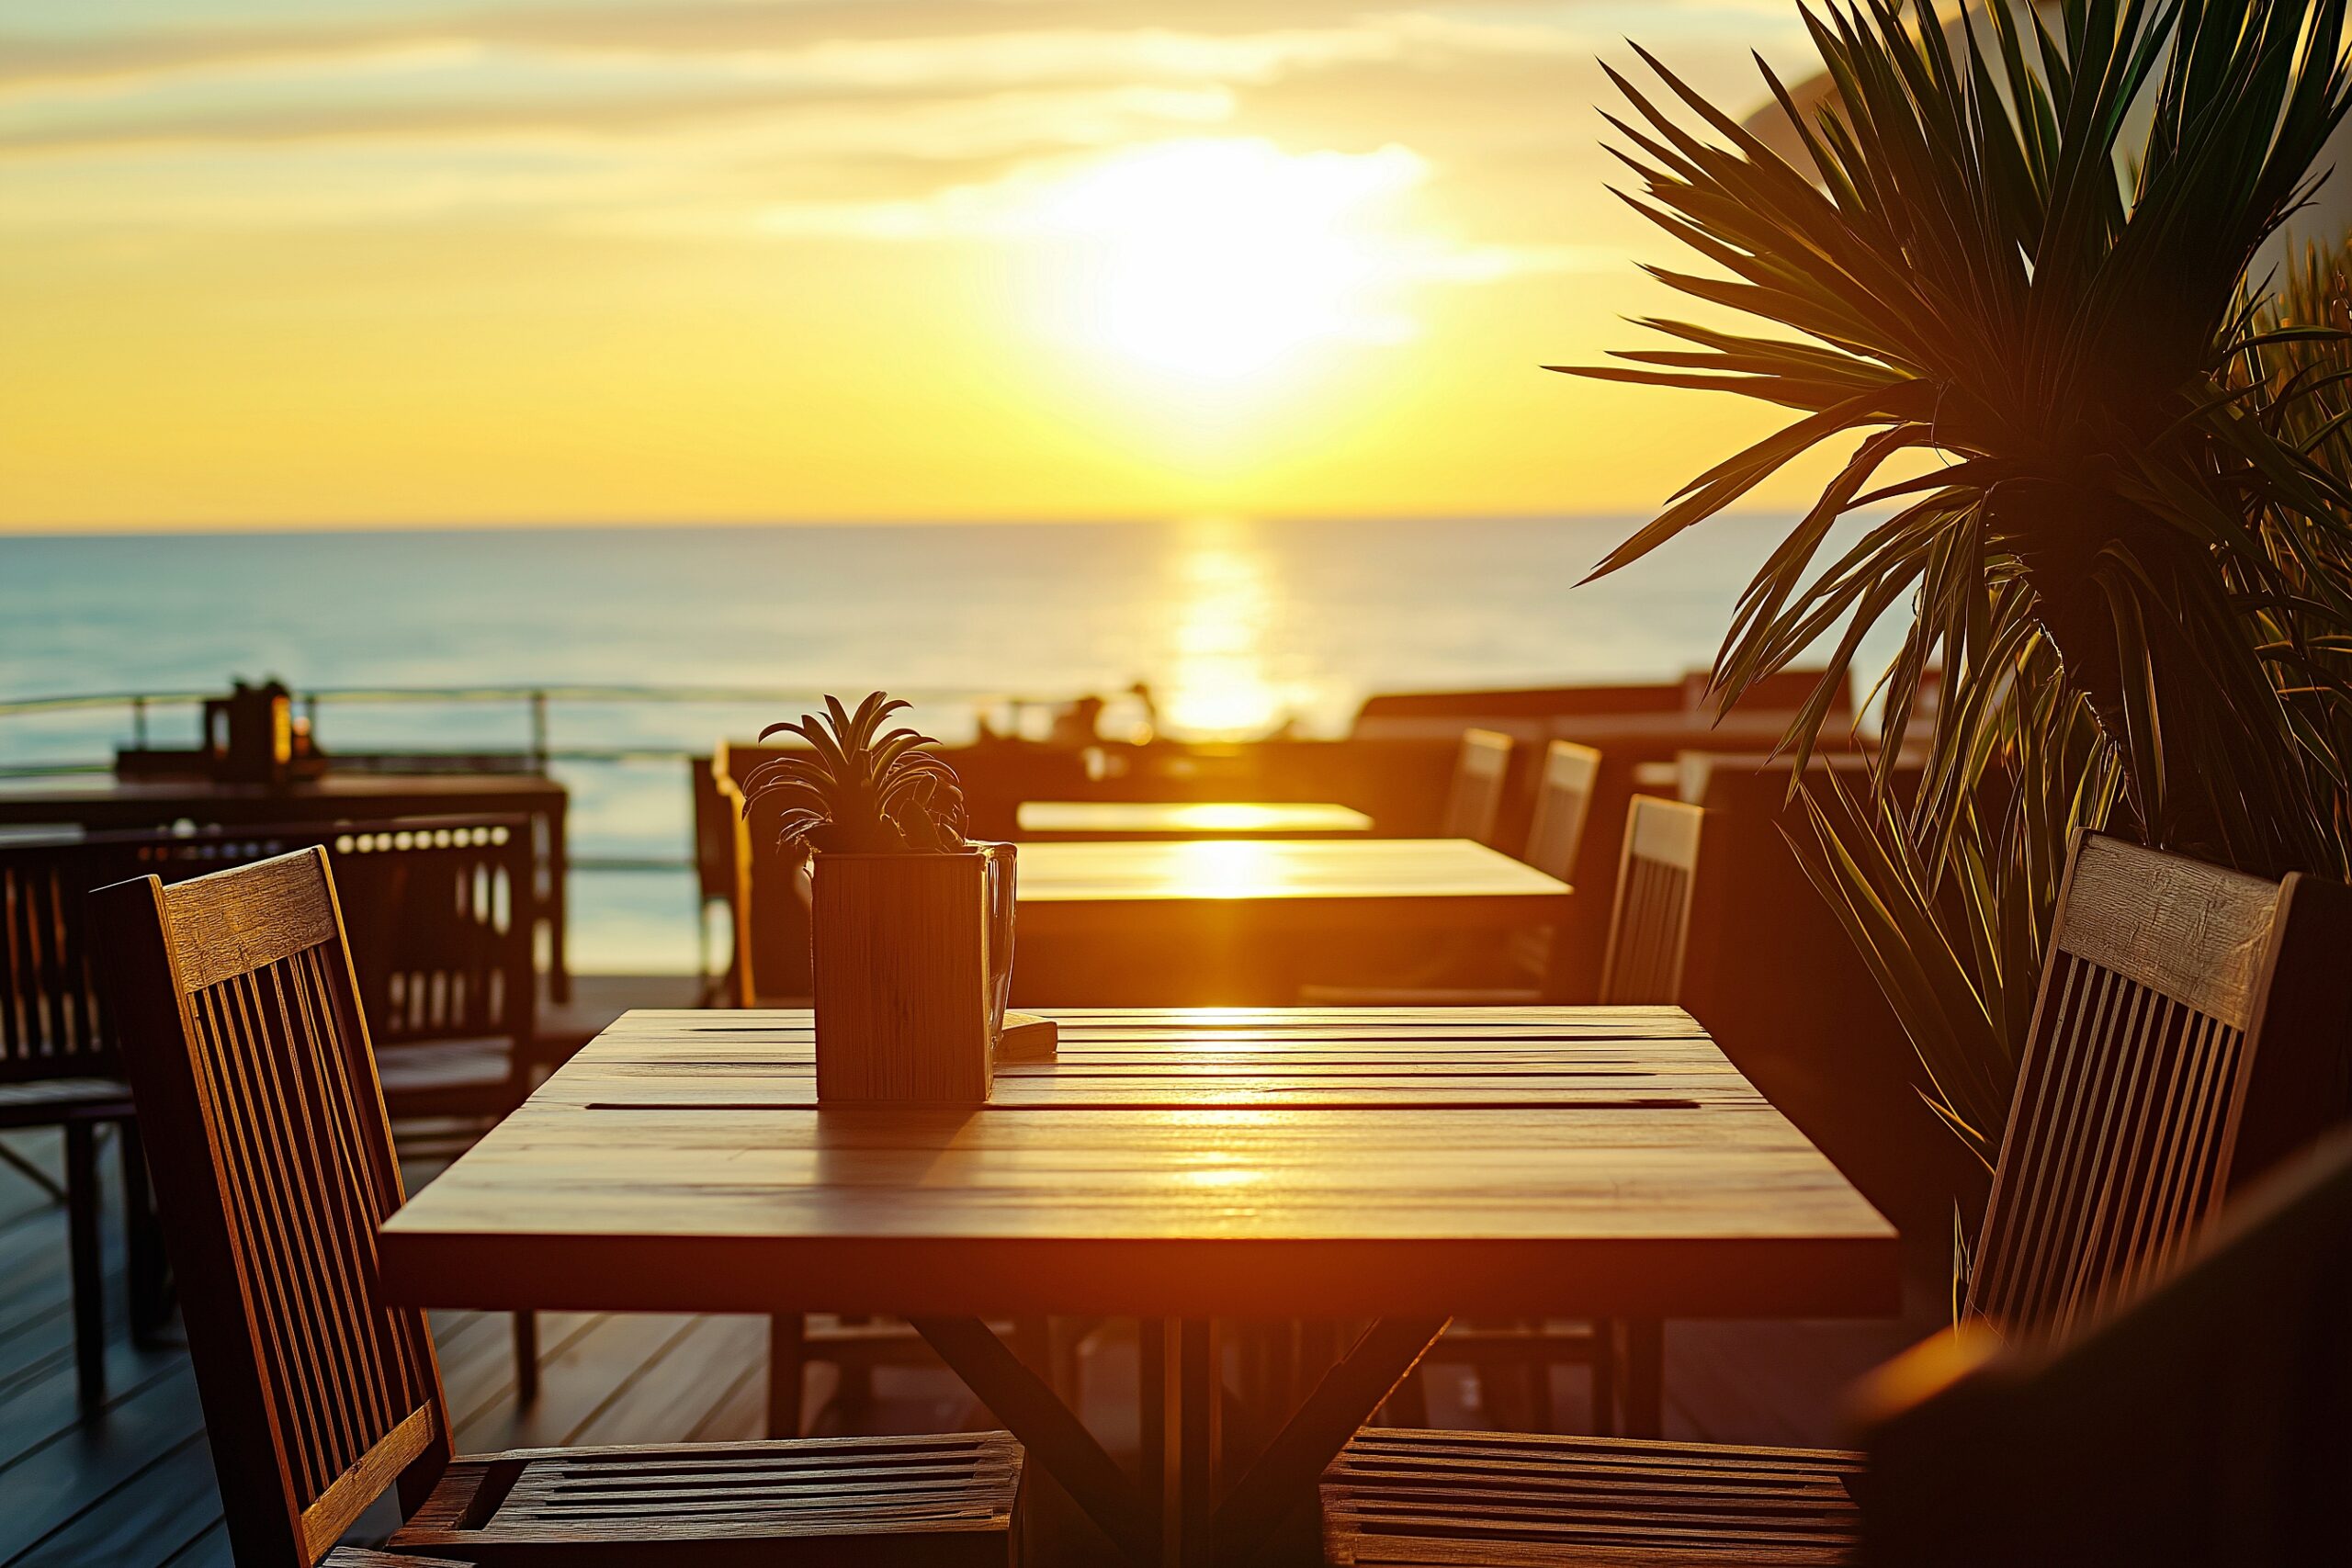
[1787,633,2120,1170]
[741,692,969,854]
[1576,0,2352,877]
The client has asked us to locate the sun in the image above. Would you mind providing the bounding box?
[1024,139,1426,382]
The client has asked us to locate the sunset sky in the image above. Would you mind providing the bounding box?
[0,1,1829,532]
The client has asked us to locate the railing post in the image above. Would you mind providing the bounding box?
[529,689,549,774]
[130,694,148,749]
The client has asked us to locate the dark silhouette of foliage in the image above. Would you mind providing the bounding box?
[742,692,969,854]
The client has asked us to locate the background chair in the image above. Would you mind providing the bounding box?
[1299,739,1603,1008]
[2,816,543,1415]
[1323,832,2352,1565]
[95,848,1022,1566]
[1394,795,1702,1436]
[1440,728,1515,847]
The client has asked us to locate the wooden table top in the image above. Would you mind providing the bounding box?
[1016,801,1374,838]
[379,1008,1898,1321]
[1010,838,1569,927]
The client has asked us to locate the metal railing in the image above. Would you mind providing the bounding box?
[0,682,1094,873]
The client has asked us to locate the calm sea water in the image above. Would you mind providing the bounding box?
[0,516,1828,970]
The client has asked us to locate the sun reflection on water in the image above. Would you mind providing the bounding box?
[1159,516,1287,739]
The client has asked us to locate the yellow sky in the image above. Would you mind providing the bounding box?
[0,1,1829,531]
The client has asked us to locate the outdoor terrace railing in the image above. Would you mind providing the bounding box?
[0,682,1112,874]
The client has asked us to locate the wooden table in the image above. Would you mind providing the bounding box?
[1016,801,1374,839]
[379,1007,1898,1567]
[0,772,571,996]
[1003,839,1571,1003]
[1012,837,1566,933]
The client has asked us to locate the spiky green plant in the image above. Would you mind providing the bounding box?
[1788,635,2121,1170]
[741,693,969,854]
[1576,0,2352,879]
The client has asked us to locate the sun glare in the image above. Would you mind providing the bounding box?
[1026,139,1425,381]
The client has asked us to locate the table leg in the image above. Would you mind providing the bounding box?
[1210,1315,1448,1568]
[1138,1317,1166,1518]
[1623,1317,1666,1438]
[1171,1319,1222,1568]
[542,799,571,1004]
[911,1316,1159,1566]
[919,1314,1443,1568]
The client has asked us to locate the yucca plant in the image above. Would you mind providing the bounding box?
[1570,0,2352,1210]
[741,693,969,854]
[1787,634,2121,1171]
[1575,0,2352,879]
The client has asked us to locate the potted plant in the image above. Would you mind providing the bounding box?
[741,693,1016,1101]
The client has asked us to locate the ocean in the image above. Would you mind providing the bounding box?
[1,515,1834,971]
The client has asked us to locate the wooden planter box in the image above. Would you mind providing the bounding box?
[809,842,1015,1102]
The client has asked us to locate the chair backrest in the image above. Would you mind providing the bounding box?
[1440,728,1514,845]
[4,838,115,1083]
[1862,1126,2352,1566]
[95,850,450,1568]
[1522,740,1601,883]
[327,820,533,1052]
[1965,833,2352,1341]
[2,818,533,1089]
[1598,795,1705,1005]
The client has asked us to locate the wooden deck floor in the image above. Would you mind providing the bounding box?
[0,1122,1944,1567]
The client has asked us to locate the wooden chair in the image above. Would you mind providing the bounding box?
[1521,741,1602,885]
[1394,795,1701,1437]
[1594,795,1702,1007]
[1441,728,1515,847]
[1,840,161,1417]
[2,818,547,1413]
[1299,739,1603,1007]
[1859,1124,2352,1566]
[1323,832,2352,1565]
[95,848,1023,1566]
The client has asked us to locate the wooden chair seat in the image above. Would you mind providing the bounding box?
[391,1431,1023,1566]
[1323,1428,1859,1566]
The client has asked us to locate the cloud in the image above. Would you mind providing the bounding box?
[0,0,1799,264]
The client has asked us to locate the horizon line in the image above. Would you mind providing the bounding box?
[0,509,1804,541]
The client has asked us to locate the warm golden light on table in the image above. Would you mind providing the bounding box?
[1015,801,1374,837]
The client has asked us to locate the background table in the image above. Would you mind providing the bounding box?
[380,1007,1898,1566]
[1005,839,1572,1003]
[0,772,571,996]
[1012,836,1566,933]
[1016,800,1374,839]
